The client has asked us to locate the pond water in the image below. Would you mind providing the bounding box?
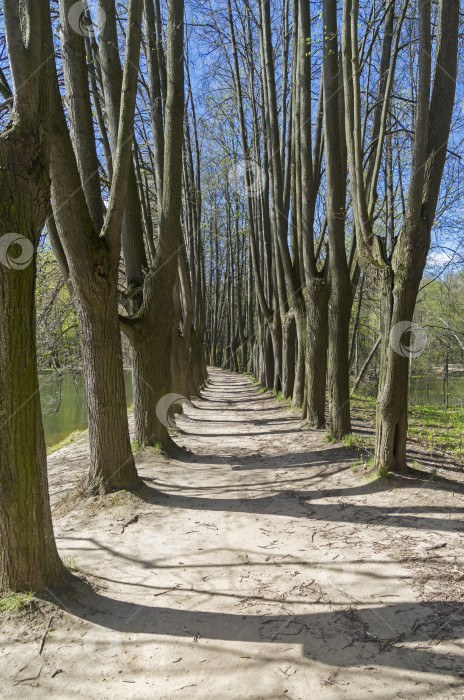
[40,371,133,448]
[360,375,464,408]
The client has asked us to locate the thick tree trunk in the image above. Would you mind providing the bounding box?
[327,287,352,437]
[270,318,283,393]
[264,329,275,389]
[190,329,205,392]
[282,312,296,399]
[304,279,329,427]
[75,284,139,492]
[0,127,69,592]
[374,248,424,472]
[125,262,178,447]
[172,333,190,400]
[292,308,306,408]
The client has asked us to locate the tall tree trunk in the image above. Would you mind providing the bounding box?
[0,0,69,591]
[123,0,184,446]
[343,0,459,471]
[323,0,351,438]
[50,0,143,490]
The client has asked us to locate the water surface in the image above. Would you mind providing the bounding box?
[40,371,133,447]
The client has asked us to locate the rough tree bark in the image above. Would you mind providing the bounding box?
[0,0,70,591]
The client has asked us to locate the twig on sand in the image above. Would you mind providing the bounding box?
[39,616,53,655]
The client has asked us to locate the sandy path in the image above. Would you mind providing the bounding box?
[1,368,464,698]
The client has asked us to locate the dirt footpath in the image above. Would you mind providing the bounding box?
[1,368,464,699]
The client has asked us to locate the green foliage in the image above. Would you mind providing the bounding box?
[0,590,34,612]
[35,245,80,372]
[131,440,162,454]
[62,556,77,570]
[272,390,291,406]
[408,404,464,458]
[377,464,389,479]
[342,433,356,447]
[325,432,337,443]
[47,429,84,455]
[352,394,464,461]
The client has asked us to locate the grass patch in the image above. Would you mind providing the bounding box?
[377,464,389,479]
[408,404,464,457]
[131,440,162,454]
[342,433,356,447]
[47,429,85,455]
[325,432,337,443]
[272,390,292,406]
[0,589,34,613]
[362,457,378,481]
[352,394,464,461]
[62,556,78,571]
